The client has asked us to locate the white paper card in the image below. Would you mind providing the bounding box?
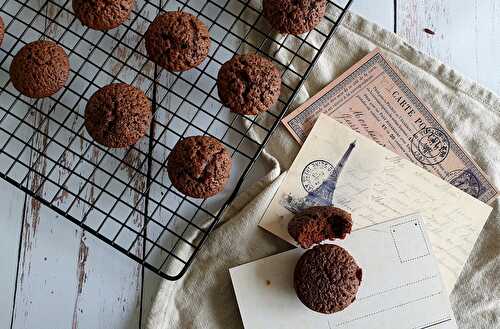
[259,114,493,290]
[231,215,458,329]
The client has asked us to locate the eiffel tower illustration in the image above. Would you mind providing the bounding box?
[281,141,357,213]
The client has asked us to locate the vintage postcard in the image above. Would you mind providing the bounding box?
[260,114,492,290]
[232,215,458,329]
[282,49,497,204]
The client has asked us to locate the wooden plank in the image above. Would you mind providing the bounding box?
[7,4,81,328]
[9,1,157,328]
[0,4,47,328]
[0,184,28,328]
[397,0,500,95]
[351,0,395,32]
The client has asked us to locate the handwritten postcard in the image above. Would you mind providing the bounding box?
[260,114,492,290]
[232,215,458,329]
[282,49,497,204]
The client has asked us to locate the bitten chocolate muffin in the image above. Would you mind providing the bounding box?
[167,136,232,199]
[0,16,5,47]
[294,244,362,314]
[145,11,210,72]
[217,53,281,115]
[288,206,352,248]
[263,0,327,35]
[10,40,70,98]
[73,0,135,31]
[85,83,152,148]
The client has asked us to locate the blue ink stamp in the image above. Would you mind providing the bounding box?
[280,141,357,214]
[410,127,450,165]
[301,160,334,192]
[445,169,481,198]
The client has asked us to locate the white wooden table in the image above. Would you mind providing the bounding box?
[1,1,499,328]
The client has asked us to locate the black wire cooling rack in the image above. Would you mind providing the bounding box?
[0,0,353,280]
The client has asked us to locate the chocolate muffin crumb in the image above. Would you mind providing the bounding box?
[294,244,362,314]
[288,206,352,248]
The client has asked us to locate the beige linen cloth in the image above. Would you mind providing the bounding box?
[147,11,500,329]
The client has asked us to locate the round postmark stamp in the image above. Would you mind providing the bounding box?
[445,169,480,198]
[301,160,334,192]
[410,127,450,165]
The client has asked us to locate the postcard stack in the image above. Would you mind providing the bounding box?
[229,49,496,329]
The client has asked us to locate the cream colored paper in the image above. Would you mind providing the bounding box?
[259,114,492,291]
[233,215,458,329]
[282,49,497,205]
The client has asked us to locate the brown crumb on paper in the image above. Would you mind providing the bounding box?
[266,280,271,286]
[424,28,435,35]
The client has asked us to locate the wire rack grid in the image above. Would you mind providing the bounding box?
[0,0,353,280]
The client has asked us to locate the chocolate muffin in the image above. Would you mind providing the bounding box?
[145,11,210,72]
[167,136,232,199]
[294,244,362,314]
[217,53,281,115]
[0,16,5,47]
[263,0,327,35]
[288,206,352,248]
[85,83,152,148]
[10,40,70,99]
[73,0,135,31]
